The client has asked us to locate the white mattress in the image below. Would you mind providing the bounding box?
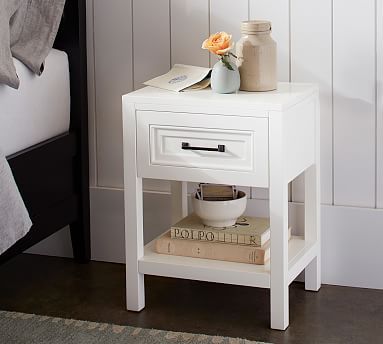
[0,49,70,156]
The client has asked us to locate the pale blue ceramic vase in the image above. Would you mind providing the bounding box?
[211,57,240,94]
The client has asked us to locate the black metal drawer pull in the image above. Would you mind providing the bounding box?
[181,142,225,152]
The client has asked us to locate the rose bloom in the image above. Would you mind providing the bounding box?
[202,32,234,55]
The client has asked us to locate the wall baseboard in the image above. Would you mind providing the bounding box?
[28,186,383,289]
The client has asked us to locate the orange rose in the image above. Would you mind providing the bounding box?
[202,32,234,55]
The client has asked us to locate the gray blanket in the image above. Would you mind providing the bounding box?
[0,0,66,88]
[0,151,32,255]
[0,0,65,253]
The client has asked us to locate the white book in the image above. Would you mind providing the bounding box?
[144,64,211,92]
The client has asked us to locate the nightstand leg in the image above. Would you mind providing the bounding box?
[304,164,321,291]
[125,176,145,311]
[269,113,289,330]
[171,181,188,223]
[123,102,145,312]
[270,182,289,330]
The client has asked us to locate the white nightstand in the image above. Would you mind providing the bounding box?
[122,83,321,330]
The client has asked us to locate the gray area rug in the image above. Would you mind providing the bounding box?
[0,310,271,344]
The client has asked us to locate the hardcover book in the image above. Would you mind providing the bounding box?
[156,227,292,265]
[156,230,270,265]
[170,213,270,247]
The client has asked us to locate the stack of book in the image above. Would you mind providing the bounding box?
[155,213,275,265]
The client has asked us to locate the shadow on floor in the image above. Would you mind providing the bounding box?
[0,254,382,344]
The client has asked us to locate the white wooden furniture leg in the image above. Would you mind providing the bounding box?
[125,176,145,311]
[305,256,321,291]
[305,97,321,291]
[269,112,289,330]
[123,103,145,311]
[270,182,290,330]
[171,181,188,223]
[304,164,321,291]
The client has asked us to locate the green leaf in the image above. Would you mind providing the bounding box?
[221,57,234,71]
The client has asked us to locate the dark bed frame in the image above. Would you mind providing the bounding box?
[0,0,90,264]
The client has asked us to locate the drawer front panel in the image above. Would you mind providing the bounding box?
[137,110,269,186]
[151,125,254,171]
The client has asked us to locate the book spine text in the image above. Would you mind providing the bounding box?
[170,227,261,246]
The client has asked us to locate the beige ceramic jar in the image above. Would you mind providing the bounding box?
[236,20,277,92]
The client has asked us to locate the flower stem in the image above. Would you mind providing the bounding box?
[220,55,234,71]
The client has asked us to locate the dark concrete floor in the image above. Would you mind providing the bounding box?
[0,254,382,344]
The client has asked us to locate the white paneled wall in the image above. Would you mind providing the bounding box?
[170,0,210,67]
[333,0,377,208]
[249,0,290,83]
[86,0,97,186]
[133,0,170,90]
[62,0,383,288]
[290,0,333,204]
[89,0,383,210]
[210,0,248,49]
[93,0,133,188]
[377,0,383,208]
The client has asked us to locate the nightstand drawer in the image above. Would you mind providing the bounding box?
[150,125,255,171]
[136,110,269,186]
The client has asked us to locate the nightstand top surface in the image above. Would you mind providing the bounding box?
[124,82,318,112]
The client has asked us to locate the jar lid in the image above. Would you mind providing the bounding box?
[241,20,271,33]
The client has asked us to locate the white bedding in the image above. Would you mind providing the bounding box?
[0,49,70,157]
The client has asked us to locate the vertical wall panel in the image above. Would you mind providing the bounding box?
[290,0,333,205]
[249,0,290,82]
[133,0,170,90]
[133,0,171,193]
[86,0,97,187]
[210,0,248,46]
[170,0,209,235]
[170,0,209,67]
[377,0,383,208]
[333,0,376,207]
[195,0,250,198]
[249,0,290,200]
[93,0,133,188]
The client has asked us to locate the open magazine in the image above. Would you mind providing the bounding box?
[144,64,212,92]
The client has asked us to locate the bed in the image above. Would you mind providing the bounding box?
[0,0,90,263]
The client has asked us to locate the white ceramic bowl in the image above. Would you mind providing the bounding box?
[191,191,247,227]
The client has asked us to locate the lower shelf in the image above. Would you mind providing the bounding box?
[138,235,318,289]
